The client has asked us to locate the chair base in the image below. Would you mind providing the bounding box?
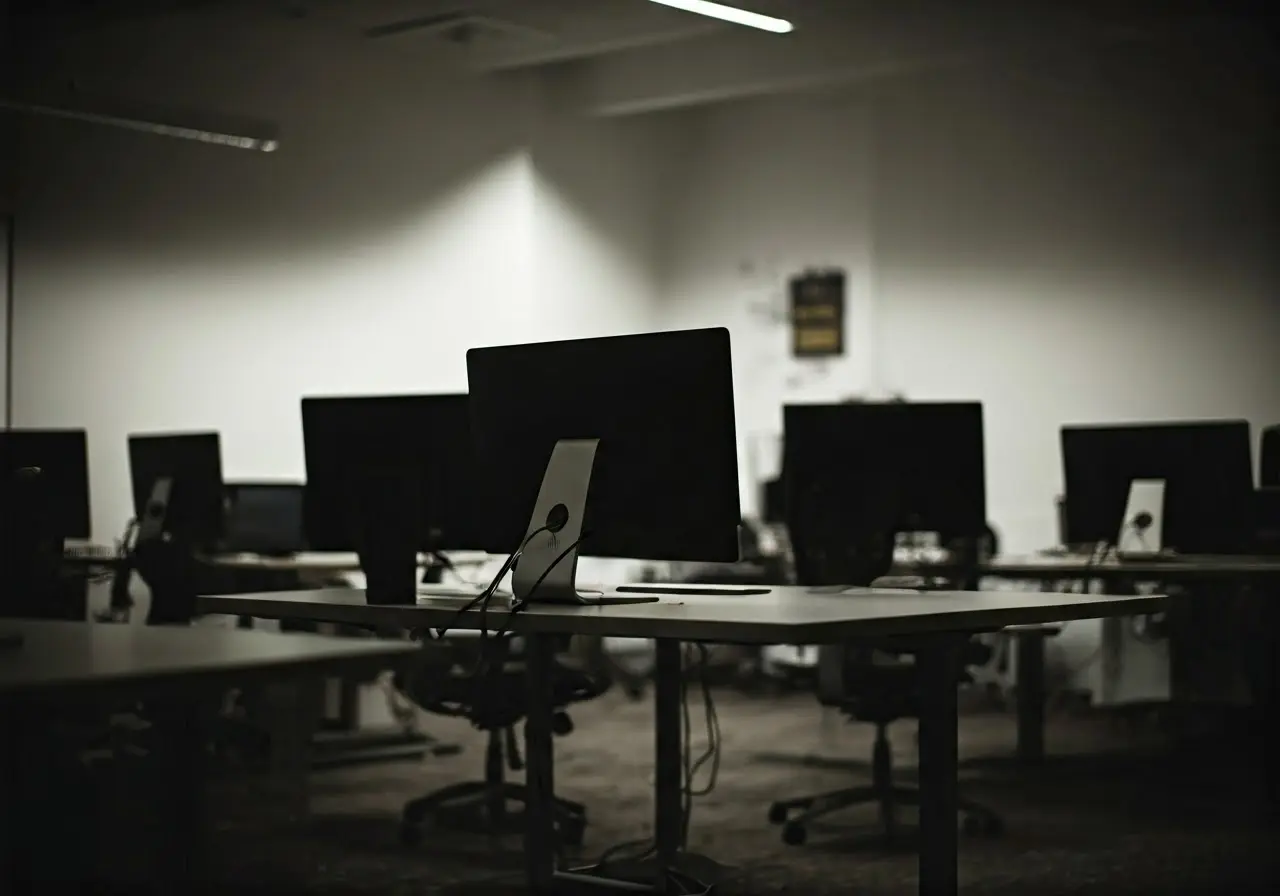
[400,780,586,847]
[767,782,1003,847]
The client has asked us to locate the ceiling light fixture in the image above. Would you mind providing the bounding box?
[647,0,793,34]
[0,97,280,152]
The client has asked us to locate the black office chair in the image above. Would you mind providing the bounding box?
[769,500,1003,847]
[767,639,1003,846]
[396,635,605,848]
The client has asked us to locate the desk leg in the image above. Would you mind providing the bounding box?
[151,699,212,894]
[917,638,963,896]
[524,633,558,892]
[1015,631,1047,765]
[653,639,684,892]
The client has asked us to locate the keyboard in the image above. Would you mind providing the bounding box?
[615,584,772,597]
[62,543,119,562]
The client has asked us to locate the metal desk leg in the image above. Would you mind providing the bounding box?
[653,639,685,893]
[917,637,963,896]
[554,639,716,894]
[1015,630,1047,765]
[151,700,212,894]
[524,633,558,892]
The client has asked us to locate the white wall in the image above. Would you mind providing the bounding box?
[10,13,671,542]
[654,67,1279,689]
[656,97,877,513]
[657,72,1280,546]
[530,99,678,338]
[873,70,1280,552]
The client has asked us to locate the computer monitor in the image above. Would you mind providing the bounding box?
[300,393,478,554]
[1060,419,1255,554]
[761,476,786,525]
[127,431,225,548]
[1261,424,1279,488]
[466,327,742,604]
[222,481,307,555]
[0,428,91,540]
[782,401,988,540]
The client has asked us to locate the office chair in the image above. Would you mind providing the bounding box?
[767,640,1003,846]
[396,636,605,848]
[768,511,1002,847]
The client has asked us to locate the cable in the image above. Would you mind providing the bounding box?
[428,525,550,641]
[494,533,589,640]
[593,643,723,873]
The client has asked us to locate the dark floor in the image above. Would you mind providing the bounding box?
[209,688,1279,894]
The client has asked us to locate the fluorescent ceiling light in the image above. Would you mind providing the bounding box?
[648,0,793,34]
[0,96,280,152]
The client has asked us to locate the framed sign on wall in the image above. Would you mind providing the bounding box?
[789,269,845,359]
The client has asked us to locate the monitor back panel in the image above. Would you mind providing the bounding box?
[465,327,742,561]
[1060,420,1254,554]
[0,428,92,539]
[300,393,477,553]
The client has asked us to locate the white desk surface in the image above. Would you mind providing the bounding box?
[201,552,366,572]
[198,585,1163,645]
[0,621,417,700]
[984,554,1280,577]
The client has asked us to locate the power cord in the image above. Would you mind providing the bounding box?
[428,525,552,641]
[493,533,590,640]
[592,644,722,874]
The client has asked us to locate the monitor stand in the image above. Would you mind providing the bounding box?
[512,439,658,607]
[1116,478,1165,560]
[131,477,201,625]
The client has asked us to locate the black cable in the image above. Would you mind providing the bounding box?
[494,533,589,640]
[429,525,550,641]
[687,645,721,798]
[594,642,722,871]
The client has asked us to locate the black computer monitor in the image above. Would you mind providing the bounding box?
[466,327,742,604]
[0,428,92,540]
[1060,419,1255,554]
[300,393,477,553]
[761,476,786,525]
[782,401,987,540]
[127,431,225,547]
[222,481,307,555]
[1261,424,1279,488]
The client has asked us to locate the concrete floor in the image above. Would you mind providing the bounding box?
[208,686,1279,894]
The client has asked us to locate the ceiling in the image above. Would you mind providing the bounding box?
[4,1,1275,115]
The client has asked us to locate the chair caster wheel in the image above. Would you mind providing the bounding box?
[961,814,1004,837]
[399,823,424,847]
[767,804,788,825]
[781,823,807,846]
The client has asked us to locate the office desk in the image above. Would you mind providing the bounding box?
[200,585,1160,895]
[202,552,365,576]
[971,554,1280,764]
[981,554,1280,581]
[200,553,463,765]
[0,621,416,892]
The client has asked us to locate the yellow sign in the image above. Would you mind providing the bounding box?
[789,271,845,358]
